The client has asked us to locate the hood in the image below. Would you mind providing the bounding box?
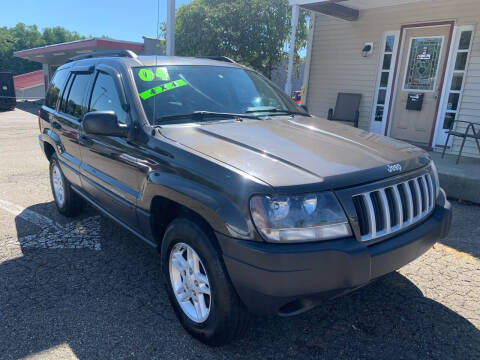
[160,116,429,191]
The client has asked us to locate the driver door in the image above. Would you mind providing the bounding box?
[78,69,142,230]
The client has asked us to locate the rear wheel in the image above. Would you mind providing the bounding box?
[49,153,84,217]
[161,218,251,345]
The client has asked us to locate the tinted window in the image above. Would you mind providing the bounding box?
[89,72,127,124]
[64,74,91,118]
[59,74,74,112]
[46,70,68,109]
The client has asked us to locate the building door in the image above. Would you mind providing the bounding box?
[390,25,451,146]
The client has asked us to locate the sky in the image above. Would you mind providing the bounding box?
[0,0,192,42]
[1,0,306,57]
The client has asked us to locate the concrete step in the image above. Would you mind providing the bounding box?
[430,152,480,204]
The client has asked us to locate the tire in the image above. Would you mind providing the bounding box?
[161,218,251,346]
[49,153,84,217]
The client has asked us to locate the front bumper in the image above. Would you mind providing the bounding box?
[217,191,452,315]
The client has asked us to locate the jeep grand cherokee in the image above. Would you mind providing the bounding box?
[38,51,452,345]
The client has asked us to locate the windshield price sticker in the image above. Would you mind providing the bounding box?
[155,67,170,81]
[138,79,188,100]
[138,67,170,82]
[138,68,155,81]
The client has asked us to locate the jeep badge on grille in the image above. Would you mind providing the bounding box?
[387,163,402,173]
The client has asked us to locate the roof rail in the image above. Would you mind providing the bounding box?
[194,56,236,64]
[67,50,138,62]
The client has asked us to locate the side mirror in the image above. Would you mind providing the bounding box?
[301,104,309,113]
[82,111,128,137]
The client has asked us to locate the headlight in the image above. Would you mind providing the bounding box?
[250,192,351,243]
[430,160,440,198]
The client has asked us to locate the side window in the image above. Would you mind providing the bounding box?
[45,70,68,109]
[64,73,92,118]
[89,72,128,124]
[59,73,74,112]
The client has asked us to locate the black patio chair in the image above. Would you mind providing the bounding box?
[441,120,480,164]
[327,92,362,128]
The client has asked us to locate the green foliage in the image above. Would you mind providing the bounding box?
[173,0,308,78]
[0,23,85,75]
[42,26,84,45]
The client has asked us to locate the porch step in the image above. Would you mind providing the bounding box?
[430,152,480,204]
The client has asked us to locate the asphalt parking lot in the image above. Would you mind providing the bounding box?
[1,103,479,359]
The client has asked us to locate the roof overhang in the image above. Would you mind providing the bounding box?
[14,38,144,65]
[289,0,430,21]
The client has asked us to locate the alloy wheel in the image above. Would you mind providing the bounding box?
[52,164,65,207]
[169,242,211,323]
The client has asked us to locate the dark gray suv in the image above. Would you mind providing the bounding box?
[38,51,452,345]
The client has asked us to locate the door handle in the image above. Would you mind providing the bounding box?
[52,121,62,130]
[79,135,94,147]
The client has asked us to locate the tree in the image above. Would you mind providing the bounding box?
[42,26,84,45]
[173,0,308,79]
[0,23,43,75]
[0,23,85,75]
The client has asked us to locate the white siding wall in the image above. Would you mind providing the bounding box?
[15,85,45,100]
[306,0,480,157]
[456,26,480,157]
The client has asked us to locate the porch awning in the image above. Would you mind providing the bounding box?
[289,0,429,21]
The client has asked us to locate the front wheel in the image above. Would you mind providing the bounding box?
[49,153,84,217]
[161,218,251,345]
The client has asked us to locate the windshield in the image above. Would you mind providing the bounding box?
[132,65,307,124]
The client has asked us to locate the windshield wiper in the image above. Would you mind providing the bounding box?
[155,111,262,125]
[245,107,308,116]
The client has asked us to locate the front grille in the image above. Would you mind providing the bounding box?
[352,173,435,242]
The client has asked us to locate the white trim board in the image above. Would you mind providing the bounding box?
[302,11,316,106]
[370,30,400,135]
[432,24,476,149]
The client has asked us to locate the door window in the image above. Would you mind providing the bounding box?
[372,33,397,125]
[59,74,74,113]
[403,37,443,91]
[89,72,127,124]
[45,69,69,109]
[63,74,92,118]
[441,29,473,130]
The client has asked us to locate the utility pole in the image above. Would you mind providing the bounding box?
[166,0,176,56]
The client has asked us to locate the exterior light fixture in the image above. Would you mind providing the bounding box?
[362,42,373,57]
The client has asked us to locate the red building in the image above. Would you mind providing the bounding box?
[13,37,163,98]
